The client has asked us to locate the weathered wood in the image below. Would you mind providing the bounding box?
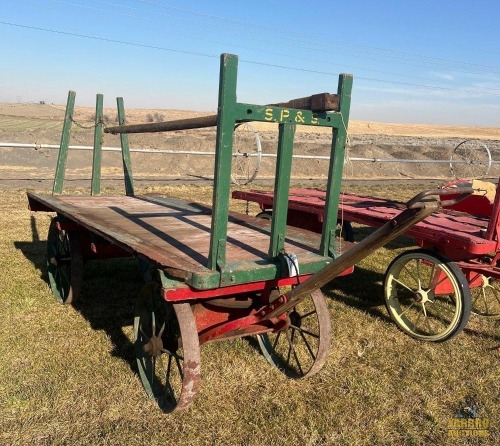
[269,93,339,112]
[26,192,329,282]
[105,115,218,134]
[104,93,339,135]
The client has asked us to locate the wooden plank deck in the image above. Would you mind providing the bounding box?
[27,193,342,284]
[233,188,496,256]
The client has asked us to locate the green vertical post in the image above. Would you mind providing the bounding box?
[116,97,135,196]
[268,123,295,258]
[207,54,238,272]
[320,74,353,257]
[91,94,104,196]
[52,90,76,194]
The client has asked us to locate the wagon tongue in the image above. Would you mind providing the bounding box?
[263,188,474,320]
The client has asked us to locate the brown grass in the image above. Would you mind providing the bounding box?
[0,183,498,446]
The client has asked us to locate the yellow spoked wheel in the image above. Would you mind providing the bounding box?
[470,274,500,319]
[384,249,471,342]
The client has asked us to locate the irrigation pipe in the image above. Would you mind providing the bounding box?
[0,142,498,164]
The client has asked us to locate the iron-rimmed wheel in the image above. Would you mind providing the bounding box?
[256,211,272,220]
[469,274,500,319]
[384,249,471,342]
[256,211,354,242]
[257,289,331,378]
[134,282,201,412]
[339,220,354,242]
[46,218,83,304]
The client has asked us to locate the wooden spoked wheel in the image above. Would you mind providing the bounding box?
[257,289,331,378]
[470,274,500,319]
[384,250,471,342]
[46,218,83,304]
[134,282,201,412]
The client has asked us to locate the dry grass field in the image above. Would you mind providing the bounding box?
[0,182,498,446]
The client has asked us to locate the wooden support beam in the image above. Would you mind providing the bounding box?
[268,93,339,112]
[104,93,339,135]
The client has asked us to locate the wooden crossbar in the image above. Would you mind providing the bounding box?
[104,93,339,135]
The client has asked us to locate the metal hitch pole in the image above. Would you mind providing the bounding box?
[263,188,474,319]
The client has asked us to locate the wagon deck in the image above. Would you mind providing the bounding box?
[28,192,348,290]
[233,188,496,258]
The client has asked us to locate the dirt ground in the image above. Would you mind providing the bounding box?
[1,102,499,189]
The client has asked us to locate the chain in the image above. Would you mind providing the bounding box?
[70,115,102,129]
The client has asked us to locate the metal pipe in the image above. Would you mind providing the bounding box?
[1,142,498,164]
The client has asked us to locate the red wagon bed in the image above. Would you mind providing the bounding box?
[233,188,497,259]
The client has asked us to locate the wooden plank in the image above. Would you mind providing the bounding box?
[105,93,339,135]
[233,189,495,255]
[27,193,326,278]
[269,93,339,112]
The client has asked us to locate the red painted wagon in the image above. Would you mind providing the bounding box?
[233,180,500,341]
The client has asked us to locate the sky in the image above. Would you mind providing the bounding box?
[1,0,500,126]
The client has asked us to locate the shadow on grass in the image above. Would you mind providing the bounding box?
[351,225,416,251]
[73,258,143,370]
[322,265,394,325]
[14,217,49,281]
[15,224,144,390]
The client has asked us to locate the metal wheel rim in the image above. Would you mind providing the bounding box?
[134,282,201,412]
[384,251,469,341]
[470,274,500,319]
[449,139,492,180]
[231,122,262,185]
[257,289,331,378]
[46,218,83,304]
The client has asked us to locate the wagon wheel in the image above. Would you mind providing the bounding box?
[384,249,471,342]
[256,211,272,220]
[46,218,83,304]
[231,122,262,185]
[134,282,201,412]
[449,139,491,180]
[257,289,331,378]
[470,274,500,319]
[256,211,354,242]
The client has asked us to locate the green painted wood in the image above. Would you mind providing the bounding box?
[207,54,238,272]
[91,94,104,196]
[52,91,76,194]
[116,97,135,196]
[320,74,353,257]
[268,123,295,258]
[235,103,342,127]
[188,256,333,290]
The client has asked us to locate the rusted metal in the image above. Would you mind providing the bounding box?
[173,303,201,411]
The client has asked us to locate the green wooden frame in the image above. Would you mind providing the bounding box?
[51,53,352,290]
[208,54,352,286]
